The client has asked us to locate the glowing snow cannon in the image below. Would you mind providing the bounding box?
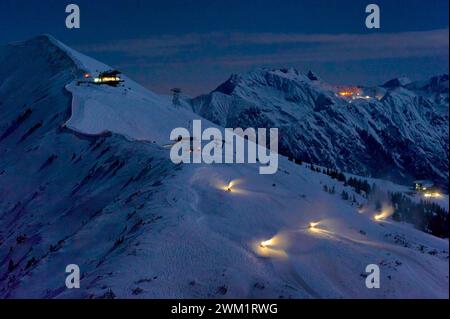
[218,179,244,194]
[254,235,287,258]
[373,214,384,221]
[308,221,320,231]
[307,221,324,234]
[373,205,394,222]
[259,238,274,249]
[306,221,332,236]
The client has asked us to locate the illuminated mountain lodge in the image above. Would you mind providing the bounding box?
[93,70,123,86]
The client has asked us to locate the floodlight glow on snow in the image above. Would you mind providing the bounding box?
[259,238,274,248]
[308,221,320,229]
[373,205,394,222]
[222,180,238,192]
[374,209,392,221]
[215,179,247,195]
[374,214,383,221]
[254,235,288,259]
[306,220,340,237]
[307,221,325,235]
[306,221,335,238]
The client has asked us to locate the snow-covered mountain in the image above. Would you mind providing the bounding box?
[0,36,448,298]
[190,68,449,189]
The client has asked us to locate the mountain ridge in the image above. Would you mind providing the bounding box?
[190,68,449,189]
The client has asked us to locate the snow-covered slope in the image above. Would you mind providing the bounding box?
[0,36,448,299]
[41,36,207,144]
[190,68,449,189]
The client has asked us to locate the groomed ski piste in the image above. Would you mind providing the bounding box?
[0,35,447,298]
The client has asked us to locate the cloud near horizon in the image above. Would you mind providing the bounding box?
[77,29,449,66]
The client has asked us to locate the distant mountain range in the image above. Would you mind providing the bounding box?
[190,68,449,188]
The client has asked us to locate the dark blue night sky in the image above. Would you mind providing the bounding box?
[0,0,448,95]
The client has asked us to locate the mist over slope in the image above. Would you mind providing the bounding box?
[190,68,449,188]
[0,36,448,298]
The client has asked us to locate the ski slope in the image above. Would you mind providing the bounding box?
[0,35,448,298]
[55,34,208,144]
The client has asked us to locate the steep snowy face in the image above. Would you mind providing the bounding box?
[31,36,212,145]
[0,36,179,298]
[381,77,412,89]
[406,74,449,94]
[190,69,449,187]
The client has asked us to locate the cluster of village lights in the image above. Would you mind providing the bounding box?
[337,88,371,99]
[423,192,442,198]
